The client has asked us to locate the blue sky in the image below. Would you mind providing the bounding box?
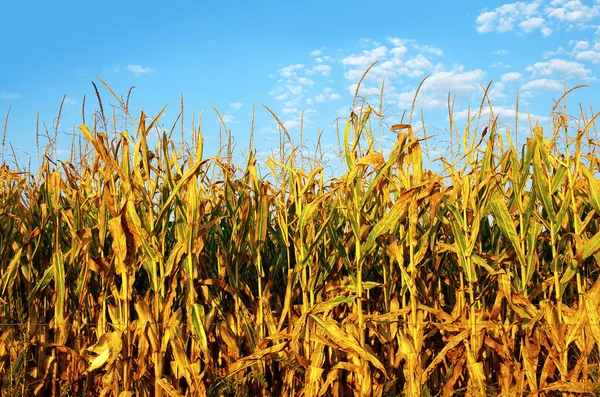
[1,0,599,171]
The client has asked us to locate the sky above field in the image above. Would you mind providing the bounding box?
[1,0,600,170]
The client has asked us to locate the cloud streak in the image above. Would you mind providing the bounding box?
[127,64,154,75]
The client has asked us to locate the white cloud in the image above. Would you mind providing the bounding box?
[570,40,590,51]
[476,1,550,35]
[127,64,154,75]
[390,90,446,110]
[476,11,498,33]
[543,47,564,58]
[310,50,322,56]
[571,40,600,64]
[282,107,298,115]
[311,64,331,76]
[279,64,304,78]
[422,70,486,96]
[454,105,549,123]
[221,115,234,123]
[520,17,551,35]
[346,83,383,97]
[501,72,523,81]
[283,120,301,130]
[345,58,402,81]
[521,78,563,90]
[526,58,590,78]
[313,94,327,103]
[387,37,404,47]
[547,0,599,22]
[341,46,387,67]
[311,90,342,104]
[490,82,509,98]
[286,85,303,95]
[491,61,511,68]
[64,97,78,106]
[0,92,22,100]
[386,37,409,58]
[495,49,510,55]
[390,46,408,58]
[412,44,444,56]
[575,49,600,63]
[400,54,435,77]
[478,0,600,35]
[229,102,243,111]
[297,77,314,85]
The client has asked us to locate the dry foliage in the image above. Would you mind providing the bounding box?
[1,78,600,397]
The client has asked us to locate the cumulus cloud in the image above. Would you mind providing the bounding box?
[310,50,322,56]
[422,70,486,96]
[229,102,243,111]
[477,0,600,35]
[476,2,544,34]
[399,54,436,78]
[308,88,343,104]
[127,64,154,75]
[279,64,304,78]
[547,0,599,22]
[501,72,523,81]
[525,58,590,78]
[521,78,563,90]
[297,77,314,86]
[346,83,383,97]
[311,64,331,76]
[283,120,301,130]
[570,40,590,51]
[575,50,600,63]
[571,40,600,64]
[341,46,387,67]
[520,17,551,36]
[345,58,403,81]
[490,82,509,98]
[387,38,409,58]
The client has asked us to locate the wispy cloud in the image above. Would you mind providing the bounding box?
[127,64,154,75]
[543,47,564,58]
[0,92,22,100]
[306,88,342,104]
[229,102,243,111]
[455,104,549,123]
[491,61,511,68]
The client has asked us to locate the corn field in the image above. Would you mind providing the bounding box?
[2,80,600,396]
